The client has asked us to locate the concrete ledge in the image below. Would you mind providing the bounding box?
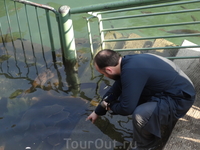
[173,40,200,90]
[164,40,200,150]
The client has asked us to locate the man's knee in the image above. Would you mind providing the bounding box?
[132,102,157,128]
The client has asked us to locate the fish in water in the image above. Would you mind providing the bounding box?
[0,54,11,63]
[180,6,187,9]
[191,15,197,21]
[24,69,55,93]
[159,28,200,34]
[141,11,152,14]
[0,31,25,44]
[9,89,24,99]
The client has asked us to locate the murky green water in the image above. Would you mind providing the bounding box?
[0,0,200,149]
[0,1,133,149]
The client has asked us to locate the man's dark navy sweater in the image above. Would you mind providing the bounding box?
[95,54,195,137]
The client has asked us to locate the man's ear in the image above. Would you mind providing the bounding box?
[105,67,112,74]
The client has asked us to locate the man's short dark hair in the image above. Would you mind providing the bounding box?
[94,49,121,69]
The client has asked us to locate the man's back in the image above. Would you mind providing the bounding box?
[109,53,196,115]
[121,53,195,98]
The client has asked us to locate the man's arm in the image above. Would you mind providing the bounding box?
[86,101,110,123]
[94,80,122,116]
[110,68,148,115]
[86,111,98,123]
[86,80,122,123]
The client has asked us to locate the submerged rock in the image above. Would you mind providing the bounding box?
[8,93,89,149]
[25,69,55,93]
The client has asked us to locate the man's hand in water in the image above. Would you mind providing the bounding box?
[86,111,98,123]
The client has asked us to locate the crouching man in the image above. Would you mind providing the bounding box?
[86,49,196,150]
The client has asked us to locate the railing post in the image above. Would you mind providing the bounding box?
[97,14,105,49]
[58,5,77,65]
[58,6,80,96]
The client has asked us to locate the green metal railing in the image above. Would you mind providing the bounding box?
[84,0,200,59]
[1,0,200,64]
[0,0,199,96]
[1,0,77,64]
[0,0,79,94]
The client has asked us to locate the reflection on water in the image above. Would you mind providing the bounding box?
[0,40,133,150]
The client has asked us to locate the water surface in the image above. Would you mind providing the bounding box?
[0,0,200,149]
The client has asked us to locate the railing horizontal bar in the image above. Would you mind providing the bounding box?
[166,56,200,60]
[104,33,200,42]
[114,45,200,51]
[100,8,200,21]
[70,0,178,14]
[102,21,200,32]
[97,0,200,14]
[14,0,57,13]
